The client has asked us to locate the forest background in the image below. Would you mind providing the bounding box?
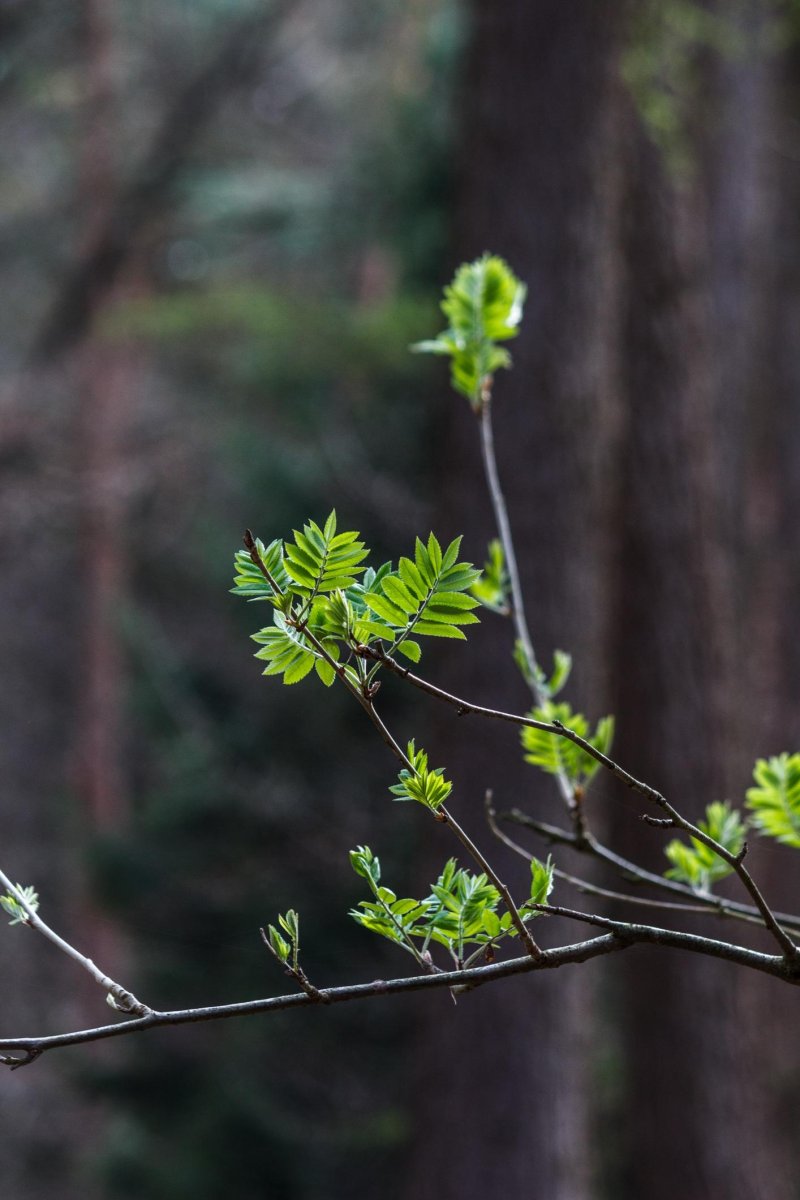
[2,1,800,1197]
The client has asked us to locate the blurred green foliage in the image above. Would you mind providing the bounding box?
[54,1,466,1195]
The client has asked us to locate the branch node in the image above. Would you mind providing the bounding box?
[106,986,152,1017]
[1,1049,41,1071]
[295,970,331,1004]
[641,814,675,828]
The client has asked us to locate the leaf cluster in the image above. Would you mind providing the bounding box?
[746,754,800,848]
[265,909,300,971]
[233,515,481,687]
[664,802,745,891]
[521,701,614,790]
[389,741,452,812]
[470,539,509,614]
[0,884,38,926]
[361,533,481,650]
[662,755,800,891]
[413,254,526,408]
[349,848,553,969]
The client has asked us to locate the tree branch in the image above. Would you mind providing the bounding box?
[501,809,800,939]
[644,797,800,960]
[353,646,798,953]
[1,925,795,1068]
[478,391,545,705]
[0,870,150,1016]
[355,700,542,959]
[484,793,714,918]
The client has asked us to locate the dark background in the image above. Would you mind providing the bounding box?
[1,1,800,1196]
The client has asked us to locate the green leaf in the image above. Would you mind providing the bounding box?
[520,702,615,788]
[314,658,337,687]
[389,740,452,812]
[410,621,466,639]
[528,856,555,908]
[323,511,337,542]
[426,533,442,575]
[381,575,418,614]
[544,650,572,698]
[363,592,410,626]
[350,907,406,945]
[412,255,527,407]
[362,535,480,653]
[267,925,291,963]
[252,612,318,685]
[482,909,501,938]
[470,539,509,614]
[278,909,299,942]
[349,845,380,884]
[414,537,433,585]
[746,753,800,847]
[664,802,746,891]
[284,513,368,601]
[396,639,421,663]
[0,884,39,926]
[283,652,316,685]
[231,537,289,602]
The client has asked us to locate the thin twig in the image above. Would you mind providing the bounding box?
[0,870,150,1016]
[477,392,577,814]
[354,643,558,733]
[360,700,414,770]
[478,391,545,706]
[501,810,800,939]
[484,800,779,923]
[259,929,331,1003]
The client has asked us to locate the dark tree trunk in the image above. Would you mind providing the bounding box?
[406,1,799,1196]
[404,4,625,1196]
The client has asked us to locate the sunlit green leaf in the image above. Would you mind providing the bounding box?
[389,740,452,811]
[521,702,614,788]
[412,255,527,406]
[746,753,800,848]
[664,802,746,891]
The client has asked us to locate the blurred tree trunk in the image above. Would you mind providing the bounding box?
[404,4,625,1196]
[609,8,796,1196]
[68,1,137,1029]
[608,129,792,1200]
[76,0,129,839]
[407,1,799,1197]
[738,22,800,1192]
